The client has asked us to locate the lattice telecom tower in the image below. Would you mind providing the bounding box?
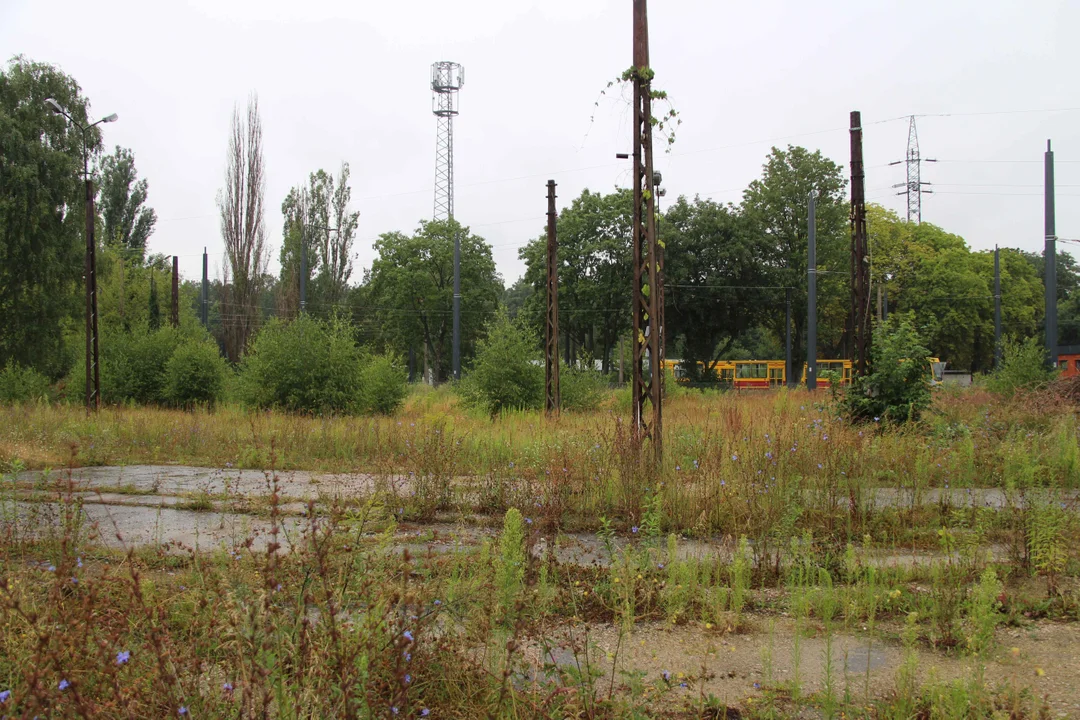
[890,115,935,223]
[431,61,464,221]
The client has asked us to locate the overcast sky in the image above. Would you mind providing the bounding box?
[4,0,1079,288]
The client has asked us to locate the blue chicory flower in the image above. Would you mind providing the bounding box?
[116,650,130,665]
[58,680,70,691]
[403,630,414,642]
[0,689,10,703]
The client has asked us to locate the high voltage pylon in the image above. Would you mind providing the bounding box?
[889,115,936,223]
[431,61,464,221]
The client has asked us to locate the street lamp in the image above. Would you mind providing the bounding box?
[45,98,117,413]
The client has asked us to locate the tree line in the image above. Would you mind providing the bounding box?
[2,56,1070,396]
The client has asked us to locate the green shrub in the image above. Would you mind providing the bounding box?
[559,364,608,411]
[163,336,228,407]
[496,507,527,623]
[840,316,932,424]
[0,362,52,403]
[359,353,408,415]
[240,315,364,414]
[460,310,542,415]
[986,336,1055,396]
[101,326,182,405]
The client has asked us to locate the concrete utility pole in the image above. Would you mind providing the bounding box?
[1045,140,1057,368]
[630,0,664,462]
[849,111,871,377]
[171,256,180,327]
[201,248,209,327]
[994,245,1003,369]
[45,98,117,414]
[545,180,560,415]
[807,191,818,392]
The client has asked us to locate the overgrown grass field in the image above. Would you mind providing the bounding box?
[2,386,1079,717]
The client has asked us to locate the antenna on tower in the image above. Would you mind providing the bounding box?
[431,61,464,221]
[889,115,936,223]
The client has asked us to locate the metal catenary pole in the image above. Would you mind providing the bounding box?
[452,226,462,381]
[849,111,871,376]
[630,0,662,462]
[807,191,818,392]
[545,180,560,414]
[1045,140,1057,368]
[171,255,180,327]
[994,245,1003,369]
[201,247,209,327]
[785,287,793,388]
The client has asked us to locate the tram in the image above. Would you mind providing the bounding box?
[664,358,945,389]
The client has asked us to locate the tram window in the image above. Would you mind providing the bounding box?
[736,363,767,379]
[1075,358,1080,372]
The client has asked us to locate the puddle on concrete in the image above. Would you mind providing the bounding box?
[14,466,1079,512]
[14,465,387,502]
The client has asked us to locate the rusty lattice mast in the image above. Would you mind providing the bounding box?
[630,0,663,461]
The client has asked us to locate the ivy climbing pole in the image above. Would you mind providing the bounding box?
[630,0,663,463]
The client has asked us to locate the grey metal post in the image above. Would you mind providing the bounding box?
[994,245,1002,369]
[201,247,209,327]
[1045,140,1057,368]
[452,227,462,380]
[300,230,307,313]
[807,191,818,391]
[785,287,793,388]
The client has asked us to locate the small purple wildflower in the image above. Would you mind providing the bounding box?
[731,454,738,462]
[753,682,761,690]
[59,680,70,691]
[76,557,83,568]
[223,682,233,692]
[116,650,130,665]
[404,652,412,662]
[422,710,431,717]
[48,565,56,573]
[0,689,10,703]
[392,707,399,715]
[631,526,639,534]
[403,630,414,642]
[405,674,412,684]
[817,464,823,470]
[178,707,188,716]
[525,518,533,525]
[433,599,442,606]
[662,670,671,681]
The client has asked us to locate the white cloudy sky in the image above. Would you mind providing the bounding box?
[4,0,1079,287]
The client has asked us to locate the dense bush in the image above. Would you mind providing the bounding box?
[0,362,52,403]
[240,315,365,414]
[163,336,229,407]
[840,316,932,424]
[985,336,1055,397]
[559,364,608,411]
[359,353,408,415]
[460,310,543,415]
[100,327,182,405]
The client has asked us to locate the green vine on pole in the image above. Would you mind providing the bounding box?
[589,65,682,151]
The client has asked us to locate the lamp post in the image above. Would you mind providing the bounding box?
[45,98,117,414]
